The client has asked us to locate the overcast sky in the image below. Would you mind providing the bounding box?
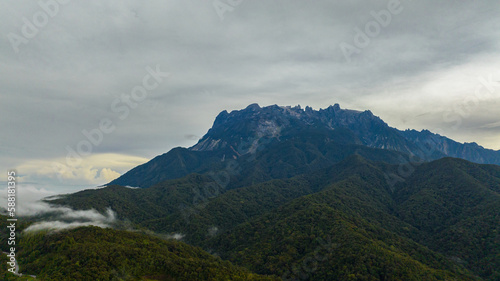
[1,0,500,195]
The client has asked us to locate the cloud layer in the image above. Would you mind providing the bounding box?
[0,184,116,232]
[1,1,499,193]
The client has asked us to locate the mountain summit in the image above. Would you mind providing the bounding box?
[52,103,500,280]
[191,103,500,163]
[109,104,500,188]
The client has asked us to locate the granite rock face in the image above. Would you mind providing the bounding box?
[110,103,500,188]
[191,103,500,165]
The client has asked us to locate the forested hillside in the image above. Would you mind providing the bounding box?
[48,156,500,280]
[0,216,278,280]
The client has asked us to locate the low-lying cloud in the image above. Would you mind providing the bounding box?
[24,208,116,233]
[166,233,185,240]
[0,184,117,232]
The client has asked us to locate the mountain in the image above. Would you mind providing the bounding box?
[50,155,499,280]
[110,103,500,188]
[209,156,499,280]
[192,103,499,164]
[0,217,278,280]
[399,129,500,165]
[393,158,500,279]
[43,104,500,280]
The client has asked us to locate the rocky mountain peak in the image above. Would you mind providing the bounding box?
[189,103,500,165]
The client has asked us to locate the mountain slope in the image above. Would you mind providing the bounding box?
[49,174,217,222]
[190,103,500,164]
[20,227,279,281]
[205,157,499,280]
[110,104,500,189]
[109,126,410,189]
[394,158,500,280]
[108,147,228,189]
[51,155,499,280]
[47,103,500,280]
[400,129,500,165]
[209,170,478,280]
[49,155,403,242]
[0,217,279,281]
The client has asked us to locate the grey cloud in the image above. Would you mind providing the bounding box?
[1,0,499,193]
[0,184,117,232]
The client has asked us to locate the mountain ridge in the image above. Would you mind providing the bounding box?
[191,103,499,161]
[50,155,500,280]
[110,103,500,189]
